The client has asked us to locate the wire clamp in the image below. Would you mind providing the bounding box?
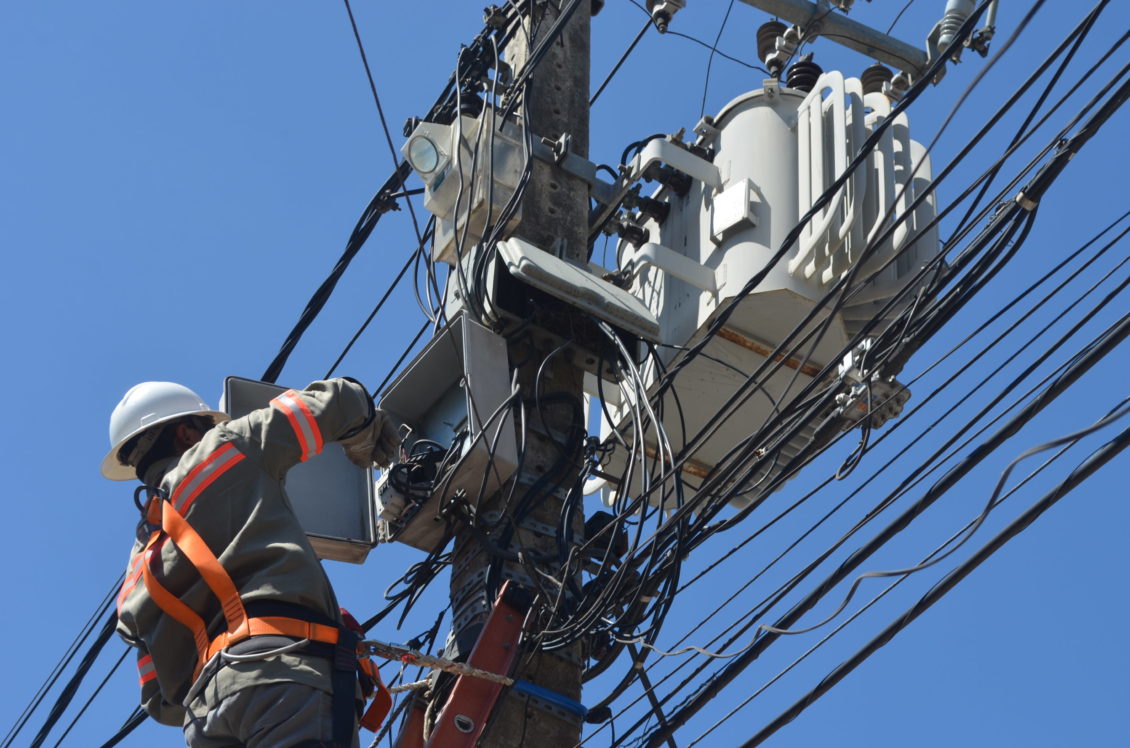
[540,132,573,165]
[510,680,587,728]
[374,191,402,215]
[1014,191,1039,212]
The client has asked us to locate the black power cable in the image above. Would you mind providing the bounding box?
[591,18,653,107]
[640,312,1130,747]
[1,580,120,748]
[98,708,146,748]
[29,612,119,748]
[260,179,405,384]
[51,647,131,747]
[582,7,1123,738]
[261,5,523,383]
[740,421,1130,747]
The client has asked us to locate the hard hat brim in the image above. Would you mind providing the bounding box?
[100,410,230,481]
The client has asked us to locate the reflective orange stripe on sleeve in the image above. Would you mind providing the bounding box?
[137,654,157,686]
[170,443,246,514]
[270,389,324,462]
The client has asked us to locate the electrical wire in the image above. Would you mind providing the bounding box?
[623,0,768,74]
[28,612,119,748]
[612,261,1129,746]
[51,646,131,747]
[739,420,1130,747]
[342,0,427,250]
[578,10,1125,736]
[699,0,737,118]
[262,3,524,382]
[886,0,919,34]
[1,579,121,748]
[54,1,1130,745]
[637,311,1130,746]
[633,398,1130,667]
[689,409,1115,746]
[98,708,146,748]
[592,18,653,107]
[325,219,436,379]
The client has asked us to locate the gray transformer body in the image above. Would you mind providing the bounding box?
[601,75,935,508]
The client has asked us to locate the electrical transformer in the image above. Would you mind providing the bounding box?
[600,72,933,508]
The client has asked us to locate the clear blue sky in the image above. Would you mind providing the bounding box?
[2,2,1127,746]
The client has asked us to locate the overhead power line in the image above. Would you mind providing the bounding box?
[740,420,1130,747]
[591,18,653,107]
[261,4,525,383]
[2,580,120,748]
[43,0,1129,745]
[28,612,118,748]
[640,311,1130,746]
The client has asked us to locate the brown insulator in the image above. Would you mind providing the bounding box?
[757,20,787,65]
[861,62,894,95]
[786,54,823,93]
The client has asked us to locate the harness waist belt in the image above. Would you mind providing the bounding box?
[204,616,341,668]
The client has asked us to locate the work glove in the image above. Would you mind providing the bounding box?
[341,408,401,468]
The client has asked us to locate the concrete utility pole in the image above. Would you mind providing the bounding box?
[429,2,592,746]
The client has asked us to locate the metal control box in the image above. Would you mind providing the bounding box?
[402,112,525,266]
[223,376,377,564]
[379,314,519,551]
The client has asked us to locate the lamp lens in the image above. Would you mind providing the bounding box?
[408,136,440,174]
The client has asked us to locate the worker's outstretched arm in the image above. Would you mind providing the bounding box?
[225,377,399,478]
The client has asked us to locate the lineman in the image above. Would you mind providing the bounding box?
[102,377,399,747]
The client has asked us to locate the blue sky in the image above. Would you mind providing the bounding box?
[3,1,1128,746]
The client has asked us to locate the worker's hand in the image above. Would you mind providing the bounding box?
[341,409,401,469]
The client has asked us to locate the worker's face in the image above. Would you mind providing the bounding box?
[174,422,205,455]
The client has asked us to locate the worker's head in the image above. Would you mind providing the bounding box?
[101,382,230,482]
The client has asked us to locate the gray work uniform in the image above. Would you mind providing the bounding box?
[115,378,373,744]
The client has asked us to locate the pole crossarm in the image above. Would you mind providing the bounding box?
[738,0,930,77]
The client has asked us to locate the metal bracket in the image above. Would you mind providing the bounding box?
[629,138,721,190]
[453,567,535,611]
[530,135,619,206]
[510,683,586,729]
[737,0,929,78]
[452,597,492,635]
[545,133,571,165]
[621,242,720,293]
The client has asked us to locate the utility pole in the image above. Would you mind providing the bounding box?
[426,2,592,746]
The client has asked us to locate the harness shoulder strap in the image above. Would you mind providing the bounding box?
[140,555,211,666]
[160,502,249,639]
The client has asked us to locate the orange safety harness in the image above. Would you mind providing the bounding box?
[128,481,390,738]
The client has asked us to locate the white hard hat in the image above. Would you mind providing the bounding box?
[101,381,230,481]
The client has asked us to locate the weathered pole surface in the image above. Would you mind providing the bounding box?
[436,2,592,746]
